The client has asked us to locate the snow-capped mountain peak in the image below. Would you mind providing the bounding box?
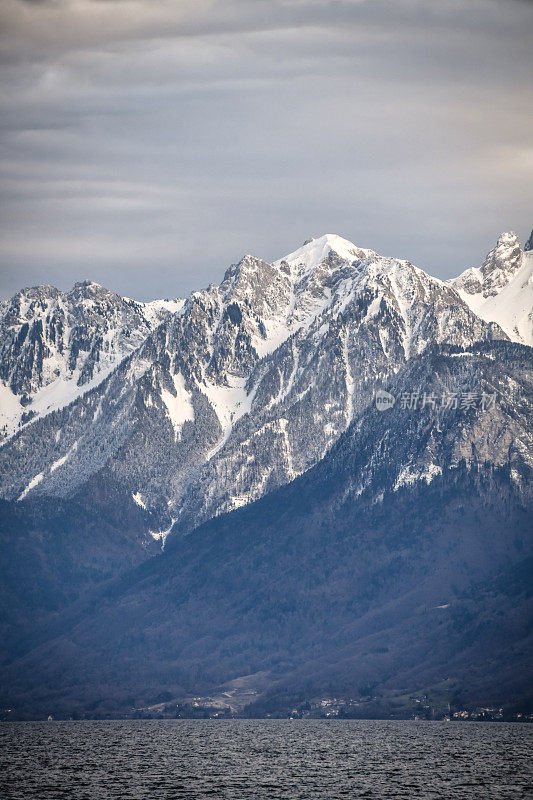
[275,233,377,274]
[450,230,532,346]
[480,230,523,286]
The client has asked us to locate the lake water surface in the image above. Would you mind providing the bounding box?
[1,719,531,799]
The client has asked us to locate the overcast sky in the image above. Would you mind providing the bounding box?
[0,0,531,301]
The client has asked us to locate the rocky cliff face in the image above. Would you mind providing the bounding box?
[452,231,524,300]
[0,232,529,543]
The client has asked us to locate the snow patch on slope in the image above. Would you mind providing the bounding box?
[0,363,121,445]
[136,298,185,327]
[160,373,194,440]
[17,471,44,501]
[394,463,442,490]
[50,441,78,473]
[202,376,258,460]
[149,518,176,545]
[132,491,146,510]
[0,382,22,438]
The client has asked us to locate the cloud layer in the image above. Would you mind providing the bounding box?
[1,0,532,300]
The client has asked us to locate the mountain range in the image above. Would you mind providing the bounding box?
[1,232,530,531]
[0,230,531,719]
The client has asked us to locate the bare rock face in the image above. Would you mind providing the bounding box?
[0,232,530,546]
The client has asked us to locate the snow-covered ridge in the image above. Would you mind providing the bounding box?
[125,297,185,328]
[0,281,184,442]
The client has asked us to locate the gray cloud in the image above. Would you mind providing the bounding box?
[1,0,532,300]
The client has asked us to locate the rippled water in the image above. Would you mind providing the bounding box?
[1,719,532,799]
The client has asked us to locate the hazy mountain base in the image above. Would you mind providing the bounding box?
[0,477,158,663]
[1,464,530,721]
[1,343,531,720]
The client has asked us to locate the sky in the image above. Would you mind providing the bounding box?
[0,0,532,301]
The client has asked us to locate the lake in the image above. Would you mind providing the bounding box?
[1,719,531,799]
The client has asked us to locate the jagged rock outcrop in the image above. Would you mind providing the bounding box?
[451,231,533,346]
[452,231,523,300]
